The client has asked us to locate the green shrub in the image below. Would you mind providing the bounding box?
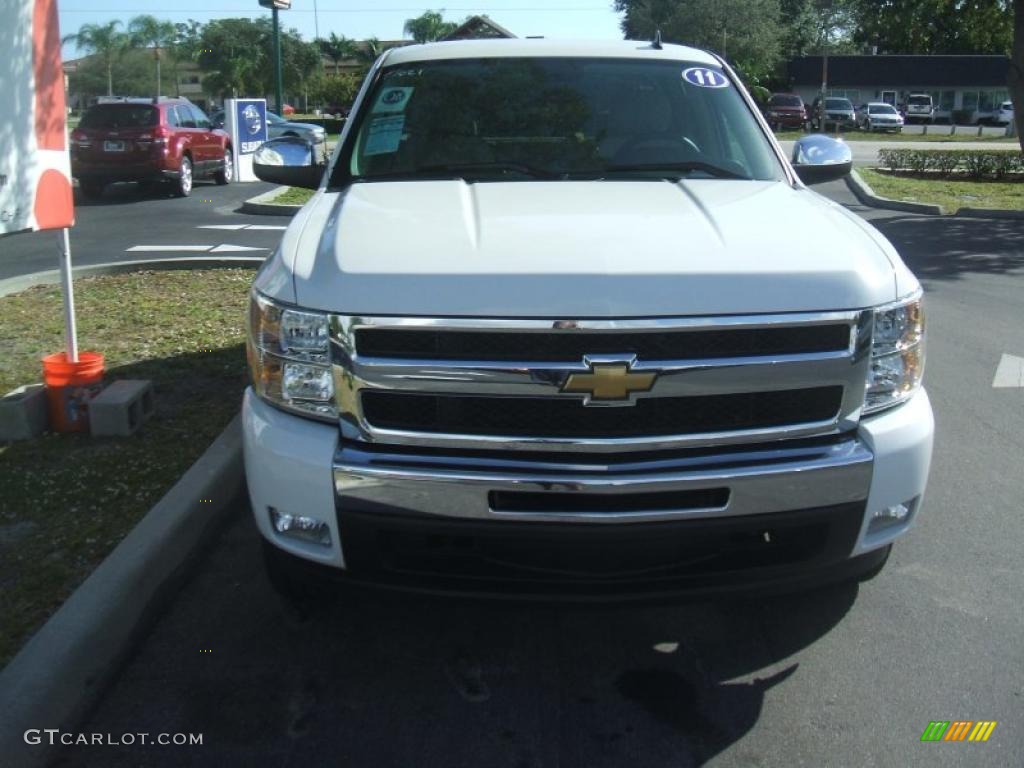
[874,148,1023,180]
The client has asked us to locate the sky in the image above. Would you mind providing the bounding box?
[59,1,626,58]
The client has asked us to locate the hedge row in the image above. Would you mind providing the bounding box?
[877,148,1024,179]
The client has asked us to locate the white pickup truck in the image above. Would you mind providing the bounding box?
[244,39,933,599]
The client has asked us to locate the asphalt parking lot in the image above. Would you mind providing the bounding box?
[42,181,1024,767]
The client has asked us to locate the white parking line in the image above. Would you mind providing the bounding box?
[126,244,268,253]
[209,244,268,253]
[197,224,287,231]
[126,245,214,252]
[992,354,1024,388]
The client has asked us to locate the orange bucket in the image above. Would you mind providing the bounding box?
[42,352,105,433]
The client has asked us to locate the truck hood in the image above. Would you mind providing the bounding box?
[277,179,901,317]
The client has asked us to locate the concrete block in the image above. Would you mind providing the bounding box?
[89,380,155,437]
[0,384,48,441]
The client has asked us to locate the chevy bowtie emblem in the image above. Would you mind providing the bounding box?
[562,361,656,404]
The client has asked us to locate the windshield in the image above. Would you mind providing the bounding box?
[267,112,287,124]
[769,95,801,107]
[337,57,782,184]
[825,98,852,111]
[869,104,897,114]
[908,96,931,105]
[80,105,157,129]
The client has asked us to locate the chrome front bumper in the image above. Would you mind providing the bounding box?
[244,388,933,575]
[333,436,873,525]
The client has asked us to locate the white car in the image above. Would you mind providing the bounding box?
[858,102,904,133]
[244,39,933,600]
[994,101,1014,126]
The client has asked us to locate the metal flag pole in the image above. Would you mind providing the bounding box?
[57,227,78,363]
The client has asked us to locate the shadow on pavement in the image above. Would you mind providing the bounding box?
[73,181,222,207]
[55,512,860,767]
[869,214,1024,282]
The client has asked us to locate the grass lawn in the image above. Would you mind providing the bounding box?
[272,186,316,206]
[0,269,254,667]
[774,130,1016,143]
[858,168,1024,213]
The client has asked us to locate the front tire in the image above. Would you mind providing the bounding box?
[214,150,233,185]
[173,155,193,197]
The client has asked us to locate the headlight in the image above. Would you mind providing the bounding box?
[864,291,925,414]
[248,290,336,420]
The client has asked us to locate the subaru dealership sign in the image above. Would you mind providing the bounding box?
[224,99,268,182]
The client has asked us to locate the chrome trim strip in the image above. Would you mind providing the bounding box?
[330,310,872,453]
[333,435,873,523]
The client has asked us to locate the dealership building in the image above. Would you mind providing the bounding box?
[787,55,1011,123]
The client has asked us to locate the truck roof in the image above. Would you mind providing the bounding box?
[383,38,721,67]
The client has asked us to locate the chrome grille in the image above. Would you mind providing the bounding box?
[330,312,872,454]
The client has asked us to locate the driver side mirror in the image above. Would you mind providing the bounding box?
[252,136,325,190]
[791,134,853,185]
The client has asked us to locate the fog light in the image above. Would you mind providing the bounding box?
[868,499,915,533]
[269,507,332,547]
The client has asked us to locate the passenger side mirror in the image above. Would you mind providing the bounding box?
[791,134,853,186]
[253,136,325,190]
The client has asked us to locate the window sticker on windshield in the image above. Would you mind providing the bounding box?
[364,115,406,155]
[373,86,415,114]
[682,67,729,88]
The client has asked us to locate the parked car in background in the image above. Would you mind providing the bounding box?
[211,109,326,146]
[857,102,904,133]
[764,93,807,130]
[902,94,934,124]
[70,97,232,199]
[993,101,1014,126]
[809,97,857,131]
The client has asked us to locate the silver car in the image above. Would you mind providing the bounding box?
[858,102,904,133]
[211,109,326,145]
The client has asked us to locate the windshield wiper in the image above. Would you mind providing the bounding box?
[359,162,563,181]
[601,161,749,180]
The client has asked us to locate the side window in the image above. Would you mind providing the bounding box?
[177,106,197,128]
[166,107,180,127]
[189,106,211,129]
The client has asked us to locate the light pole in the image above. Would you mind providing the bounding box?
[259,0,289,114]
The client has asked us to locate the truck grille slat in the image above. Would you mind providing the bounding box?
[355,325,851,362]
[361,387,844,438]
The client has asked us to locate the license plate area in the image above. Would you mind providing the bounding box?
[104,140,125,152]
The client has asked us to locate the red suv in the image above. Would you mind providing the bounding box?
[763,93,808,130]
[70,98,233,199]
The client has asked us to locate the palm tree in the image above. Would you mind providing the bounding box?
[318,32,357,76]
[128,15,178,98]
[403,10,458,44]
[357,37,384,66]
[64,21,128,96]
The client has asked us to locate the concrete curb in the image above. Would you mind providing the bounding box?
[241,187,301,216]
[0,257,262,299]
[845,170,944,216]
[0,415,245,768]
[954,207,1024,220]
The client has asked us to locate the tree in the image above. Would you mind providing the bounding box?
[359,37,385,65]
[197,18,321,102]
[169,20,203,97]
[780,0,859,58]
[403,10,458,43]
[319,32,358,75]
[64,20,128,96]
[850,0,1013,55]
[615,0,785,83]
[128,15,178,98]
